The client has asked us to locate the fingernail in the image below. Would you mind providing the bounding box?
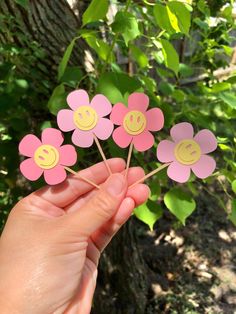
[105,174,126,196]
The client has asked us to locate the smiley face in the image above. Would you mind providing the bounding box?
[73,106,98,131]
[174,139,201,165]
[34,145,59,169]
[123,110,147,135]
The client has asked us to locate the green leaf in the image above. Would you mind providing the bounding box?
[14,0,28,9]
[164,188,196,225]
[60,66,82,88]
[232,180,236,194]
[211,82,231,93]
[82,0,109,25]
[219,144,232,151]
[112,12,140,46]
[167,1,191,35]
[153,3,174,33]
[160,39,179,75]
[85,36,114,62]
[179,63,194,78]
[219,92,236,109]
[58,37,78,81]
[97,72,142,104]
[40,121,52,131]
[130,45,148,68]
[159,81,175,95]
[193,17,209,32]
[228,199,236,226]
[47,84,67,115]
[134,200,163,230]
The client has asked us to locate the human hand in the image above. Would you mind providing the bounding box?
[0,158,149,314]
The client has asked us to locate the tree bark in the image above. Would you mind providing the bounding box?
[0,0,87,76]
[93,220,148,314]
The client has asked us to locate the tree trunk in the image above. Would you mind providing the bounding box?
[0,2,149,312]
[0,0,87,76]
[93,219,148,314]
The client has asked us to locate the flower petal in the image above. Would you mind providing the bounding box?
[59,145,77,166]
[146,108,164,131]
[167,161,191,183]
[67,89,90,110]
[191,155,216,179]
[194,129,217,154]
[128,92,149,112]
[110,103,129,125]
[20,158,43,181]
[133,130,154,152]
[93,118,114,140]
[44,165,67,185]
[90,94,112,117]
[170,122,194,142]
[19,135,41,157]
[57,109,75,132]
[71,129,94,148]
[41,128,64,147]
[157,140,175,163]
[112,126,132,148]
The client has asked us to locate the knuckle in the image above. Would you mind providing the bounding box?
[92,192,115,220]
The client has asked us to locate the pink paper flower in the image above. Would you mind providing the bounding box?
[57,89,114,148]
[19,128,77,185]
[110,92,164,152]
[156,122,217,183]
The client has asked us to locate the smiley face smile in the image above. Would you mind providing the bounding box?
[123,110,147,135]
[174,139,201,165]
[73,106,98,131]
[34,145,59,169]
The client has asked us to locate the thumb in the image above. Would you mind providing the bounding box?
[65,173,127,235]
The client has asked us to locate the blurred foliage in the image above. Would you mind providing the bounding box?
[1,0,236,230]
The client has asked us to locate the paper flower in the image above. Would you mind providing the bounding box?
[19,128,77,185]
[57,89,114,148]
[156,122,217,183]
[110,92,164,152]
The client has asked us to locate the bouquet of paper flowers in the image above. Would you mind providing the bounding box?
[19,89,217,195]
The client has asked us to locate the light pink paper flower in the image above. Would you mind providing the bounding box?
[157,122,217,183]
[110,92,164,152]
[19,128,77,185]
[57,89,114,148]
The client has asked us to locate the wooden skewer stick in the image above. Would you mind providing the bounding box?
[93,134,112,175]
[129,163,170,189]
[64,166,100,189]
[125,142,134,179]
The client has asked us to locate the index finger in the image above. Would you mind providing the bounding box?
[33,158,126,208]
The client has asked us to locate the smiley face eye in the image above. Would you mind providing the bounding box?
[137,116,141,123]
[191,151,197,156]
[130,115,133,122]
[78,113,83,119]
[43,149,49,154]
[86,110,90,116]
[39,155,45,160]
[186,144,192,149]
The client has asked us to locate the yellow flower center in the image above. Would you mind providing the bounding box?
[123,110,146,135]
[34,145,59,169]
[73,106,98,131]
[174,139,201,165]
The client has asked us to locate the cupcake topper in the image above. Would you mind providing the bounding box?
[57,89,114,175]
[19,128,99,188]
[130,122,217,187]
[110,92,164,176]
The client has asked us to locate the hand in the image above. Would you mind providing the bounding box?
[0,158,149,314]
